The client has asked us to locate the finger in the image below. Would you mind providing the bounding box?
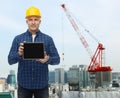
[36,59,40,61]
[36,59,45,63]
[44,51,46,56]
[19,46,24,52]
[36,59,43,62]
[18,49,23,56]
[18,48,23,52]
[20,43,24,46]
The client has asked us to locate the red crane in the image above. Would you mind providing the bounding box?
[61,4,112,72]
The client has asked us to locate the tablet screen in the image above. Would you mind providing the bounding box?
[23,42,44,59]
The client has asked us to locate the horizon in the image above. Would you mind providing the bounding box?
[0,0,120,77]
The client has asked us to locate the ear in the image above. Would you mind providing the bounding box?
[26,19,28,24]
[39,18,41,23]
[40,19,41,24]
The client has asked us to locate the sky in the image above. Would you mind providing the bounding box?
[0,0,120,77]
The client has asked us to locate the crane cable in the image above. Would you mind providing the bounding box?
[73,15,100,43]
[61,11,65,67]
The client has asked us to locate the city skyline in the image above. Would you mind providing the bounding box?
[0,0,120,77]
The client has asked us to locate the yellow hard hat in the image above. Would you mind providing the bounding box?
[26,6,42,18]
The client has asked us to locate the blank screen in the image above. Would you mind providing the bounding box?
[23,42,44,59]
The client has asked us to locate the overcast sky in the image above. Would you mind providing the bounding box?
[0,0,120,77]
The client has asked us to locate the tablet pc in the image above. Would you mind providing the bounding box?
[23,42,44,59]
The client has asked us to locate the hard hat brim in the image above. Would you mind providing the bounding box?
[25,15,41,18]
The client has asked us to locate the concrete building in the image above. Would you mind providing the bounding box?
[112,72,120,81]
[55,68,65,84]
[67,65,79,90]
[67,65,90,90]
[0,78,6,92]
[95,71,112,87]
[79,65,90,88]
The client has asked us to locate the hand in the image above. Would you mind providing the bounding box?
[36,52,49,63]
[18,43,24,56]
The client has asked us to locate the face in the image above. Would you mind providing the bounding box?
[26,16,41,34]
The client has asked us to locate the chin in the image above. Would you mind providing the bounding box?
[31,28,38,31]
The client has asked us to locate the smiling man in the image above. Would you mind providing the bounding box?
[8,6,60,98]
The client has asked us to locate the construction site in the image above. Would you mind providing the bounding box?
[0,1,120,98]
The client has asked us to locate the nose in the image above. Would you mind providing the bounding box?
[31,20,35,24]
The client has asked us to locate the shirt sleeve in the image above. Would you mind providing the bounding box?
[46,37,60,65]
[8,36,22,65]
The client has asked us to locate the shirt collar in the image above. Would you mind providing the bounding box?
[26,29,41,36]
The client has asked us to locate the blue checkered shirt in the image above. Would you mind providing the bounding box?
[8,30,60,89]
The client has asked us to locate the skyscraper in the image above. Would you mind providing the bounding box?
[67,65,90,90]
[49,71,55,83]
[7,70,16,85]
[55,68,65,84]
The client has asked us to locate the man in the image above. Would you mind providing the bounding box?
[8,6,60,98]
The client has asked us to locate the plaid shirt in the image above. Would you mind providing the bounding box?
[8,30,60,89]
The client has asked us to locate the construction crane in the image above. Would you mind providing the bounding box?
[61,4,112,72]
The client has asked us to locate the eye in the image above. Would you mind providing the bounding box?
[35,19,38,21]
[28,19,32,21]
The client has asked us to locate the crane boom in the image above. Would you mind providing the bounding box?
[61,4,92,58]
[61,4,112,72]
